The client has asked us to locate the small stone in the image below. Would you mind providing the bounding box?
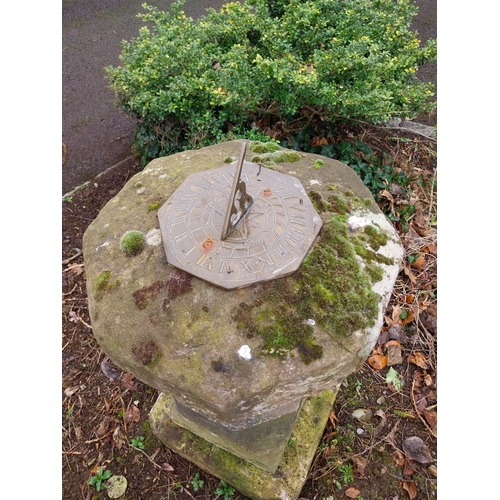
[428,464,437,477]
[386,342,403,366]
[377,396,386,405]
[402,436,434,464]
[356,428,364,435]
[238,345,251,360]
[352,408,372,423]
[106,475,128,498]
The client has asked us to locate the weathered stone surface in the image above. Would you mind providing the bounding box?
[149,388,338,500]
[83,140,403,470]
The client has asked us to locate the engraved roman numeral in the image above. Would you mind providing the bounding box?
[171,213,187,225]
[219,260,233,274]
[196,253,212,269]
[257,254,273,266]
[173,231,188,243]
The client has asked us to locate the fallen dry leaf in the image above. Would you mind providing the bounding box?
[68,311,79,323]
[410,254,426,269]
[112,425,127,450]
[402,436,433,464]
[392,449,405,467]
[96,417,112,437]
[404,294,415,304]
[309,136,329,147]
[122,372,136,391]
[409,352,430,369]
[400,309,415,327]
[368,354,388,370]
[380,190,395,213]
[125,404,140,424]
[402,480,417,499]
[386,340,403,366]
[403,265,418,284]
[423,410,437,429]
[64,385,79,397]
[345,487,361,498]
[351,455,369,478]
[422,242,437,254]
[403,458,416,477]
[373,409,387,438]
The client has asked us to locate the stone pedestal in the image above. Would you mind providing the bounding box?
[149,389,338,500]
[82,141,404,499]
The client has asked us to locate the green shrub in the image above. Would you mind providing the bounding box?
[106,0,436,164]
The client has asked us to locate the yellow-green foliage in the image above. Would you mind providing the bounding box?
[106,0,436,164]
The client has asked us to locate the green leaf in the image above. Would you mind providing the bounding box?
[386,367,403,392]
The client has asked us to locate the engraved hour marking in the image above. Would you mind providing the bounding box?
[171,213,187,225]
[173,231,188,243]
[258,254,274,265]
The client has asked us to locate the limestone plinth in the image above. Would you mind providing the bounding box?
[149,389,338,500]
[83,140,404,481]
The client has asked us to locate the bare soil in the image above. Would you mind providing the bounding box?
[62,123,437,500]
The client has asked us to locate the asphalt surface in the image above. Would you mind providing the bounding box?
[62,0,436,197]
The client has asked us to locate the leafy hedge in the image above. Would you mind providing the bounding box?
[106,0,436,164]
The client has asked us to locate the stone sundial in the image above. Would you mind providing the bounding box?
[158,142,323,289]
[83,140,404,497]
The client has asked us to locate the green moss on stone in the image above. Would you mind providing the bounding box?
[232,213,382,364]
[365,262,384,283]
[223,156,234,163]
[120,230,146,256]
[364,224,389,251]
[148,201,161,212]
[327,193,349,215]
[95,270,111,291]
[250,146,300,170]
[313,159,325,169]
[230,188,397,364]
[95,270,119,293]
[249,141,281,154]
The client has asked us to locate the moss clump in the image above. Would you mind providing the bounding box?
[251,147,300,170]
[95,270,119,292]
[308,191,331,214]
[313,159,325,169]
[327,193,349,215]
[249,140,281,154]
[233,214,382,364]
[134,181,143,188]
[365,262,384,283]
[120,230,146,256]
[364,224,389,251]
[95,270,112,291]
[230,189,394,364]
[148,201,161,211]
[223,156,234,163]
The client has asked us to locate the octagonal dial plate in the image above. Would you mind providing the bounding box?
[158,161,323,289]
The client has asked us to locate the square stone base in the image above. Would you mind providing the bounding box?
[149,387,338,500]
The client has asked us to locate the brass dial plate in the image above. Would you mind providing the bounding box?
[158,161,322,289]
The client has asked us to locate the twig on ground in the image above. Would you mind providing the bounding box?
[130,444,162,469]
[63,249,82,264]
[411,374,437,439]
